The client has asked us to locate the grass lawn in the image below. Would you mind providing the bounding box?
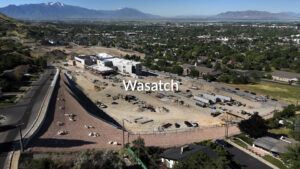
[0,96,17,106]
[234,133,255,145]
[233,139,248,149]
[263,155,287,169]
[268,128,293,138]
[223,81,300,104]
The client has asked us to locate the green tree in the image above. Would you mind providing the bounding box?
[238,112,267,138]
[281,144,300,169]
[173,151,227,169]
[190,69,199,77]
[171,65,183,75]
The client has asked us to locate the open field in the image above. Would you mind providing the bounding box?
[224,81,300,104]
[55,61,280,134]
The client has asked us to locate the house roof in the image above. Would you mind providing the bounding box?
[253,136,297,154]
[160,144,218,161]
[195,66,222,75]
[271,70,300,79]
[181,64,195,69]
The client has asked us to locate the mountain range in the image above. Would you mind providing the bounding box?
[0,2,158,20]
[213,10,295,20]
[0,2,299,21]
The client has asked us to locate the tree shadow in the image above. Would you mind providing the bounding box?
[27,138,96,149]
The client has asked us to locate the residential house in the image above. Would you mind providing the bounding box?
[160,144,218,168]
[253,136,298,155]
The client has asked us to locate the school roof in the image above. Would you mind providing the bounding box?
[89,64,113,72]
[271,70,300,79]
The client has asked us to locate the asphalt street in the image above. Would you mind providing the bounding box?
[225,145,272,169]
[0,68,54,169]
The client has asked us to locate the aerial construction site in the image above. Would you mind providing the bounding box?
[52,52,281,134]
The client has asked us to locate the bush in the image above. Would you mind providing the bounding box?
[20,158,56,169]
[75,150,125,169]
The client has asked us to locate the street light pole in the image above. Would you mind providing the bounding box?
[16,123,24,152]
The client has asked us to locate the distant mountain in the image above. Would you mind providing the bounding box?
[281,12,300,17]
[0,2,159,20]
[212,10,296,20]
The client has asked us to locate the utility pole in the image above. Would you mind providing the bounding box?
[225,112,229,138]
[16,123,24,152]
[128,131,130,145]
[122,119,125,147]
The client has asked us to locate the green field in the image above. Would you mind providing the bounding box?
[224,81,300,104]
[268,128,293,138]
[232,139,248,149]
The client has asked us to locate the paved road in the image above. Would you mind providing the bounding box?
[0,68,54,169]
[225,145,272,169]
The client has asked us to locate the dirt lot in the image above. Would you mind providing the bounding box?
[31,45,145,59]
[56,62,279,134]
[29,73,240,152]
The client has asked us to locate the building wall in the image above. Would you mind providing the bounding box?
[183,68,191,76]
[272,76,291,82]
[134,63,142,75]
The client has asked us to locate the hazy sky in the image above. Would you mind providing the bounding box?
[0,0,300,17]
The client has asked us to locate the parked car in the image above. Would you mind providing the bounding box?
[162,123,172,129]
[111,102,118,105]
[184,121,193,127]
[191,122,199,127]
[215,139,230,148]
[175,123,180,128]
[100,104,107,108]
